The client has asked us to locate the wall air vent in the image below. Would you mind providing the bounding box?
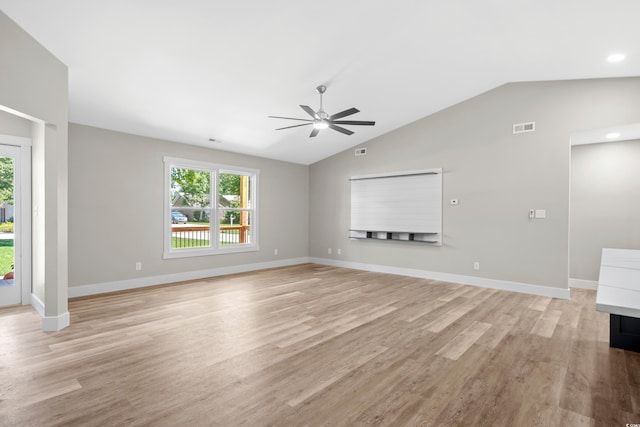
[355,147,367,156]
[513,122,536,134]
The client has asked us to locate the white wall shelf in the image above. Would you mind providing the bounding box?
[349,230,439,244]
[350,168,442,246]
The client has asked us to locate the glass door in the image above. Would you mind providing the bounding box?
[0,145,21,307]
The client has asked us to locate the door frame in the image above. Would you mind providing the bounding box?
[0,134,32,305]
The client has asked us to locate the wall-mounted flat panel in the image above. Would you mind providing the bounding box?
[350,168,442,244]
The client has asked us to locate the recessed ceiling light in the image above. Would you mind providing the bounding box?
[605,132,621,139]
[607,53,626,63]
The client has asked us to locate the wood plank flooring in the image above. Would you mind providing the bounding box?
[1,263,639,426]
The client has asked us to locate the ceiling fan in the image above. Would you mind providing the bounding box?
[268,85,375,137]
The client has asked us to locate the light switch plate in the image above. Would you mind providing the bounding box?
[535,209,546,219]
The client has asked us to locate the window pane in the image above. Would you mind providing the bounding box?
[219,173,252,209]
[171,225,210,248]
[219,211,252,245]
[0,156,15,285]
[219,173,252,246]
[171,167,211,212]
[170,167,211,249]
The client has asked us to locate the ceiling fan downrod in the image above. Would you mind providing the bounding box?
[316,85,327,119]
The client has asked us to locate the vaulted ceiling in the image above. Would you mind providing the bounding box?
[1,1,639,164]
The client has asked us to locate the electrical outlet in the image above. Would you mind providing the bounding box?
[274,249,278,255]
[473,261,480,271]
[328,248,332,255]
[135,262,142,271]
[337,248,341,255]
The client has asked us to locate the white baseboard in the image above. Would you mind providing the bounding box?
[31,293,44,317]
[31,293,71,331]
[67,256,571,301]
[42,311,70,331]
[68,257,311,298]
[310,258,571,299]
[568,278,598,290]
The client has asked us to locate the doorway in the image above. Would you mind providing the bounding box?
[569,123,640,289]
[0,138,31,307]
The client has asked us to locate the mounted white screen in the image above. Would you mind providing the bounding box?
[350,168,442,238]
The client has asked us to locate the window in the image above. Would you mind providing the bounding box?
[164,157,258,258]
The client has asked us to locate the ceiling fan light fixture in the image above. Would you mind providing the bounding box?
[268,85,375,137]
[313,119,329,130]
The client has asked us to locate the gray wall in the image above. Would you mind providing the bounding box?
[309,78,640,290]
[0,110,31,137]
[68,123,309,287]
[1,10,69,321]
[570,139,640,281]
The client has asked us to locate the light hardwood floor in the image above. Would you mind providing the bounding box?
[1,264,639,426]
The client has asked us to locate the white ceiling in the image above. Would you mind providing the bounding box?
[571,123,640,146]
[1,1,639,164]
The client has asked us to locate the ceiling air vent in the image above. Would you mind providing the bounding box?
[513,122,536,134]
[355,147,367,156]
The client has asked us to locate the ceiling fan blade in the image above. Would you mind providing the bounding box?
[329,124,354,136]
[331,120,376,126]
[329,107,359,120]
[275,123,313,130]
[309,128,321,138]
[300,105,319,119]
[268,115,313,122]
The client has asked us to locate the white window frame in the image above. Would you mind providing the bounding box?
[163,156,259,259]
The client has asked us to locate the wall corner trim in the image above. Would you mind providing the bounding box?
[310,258,571,299]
